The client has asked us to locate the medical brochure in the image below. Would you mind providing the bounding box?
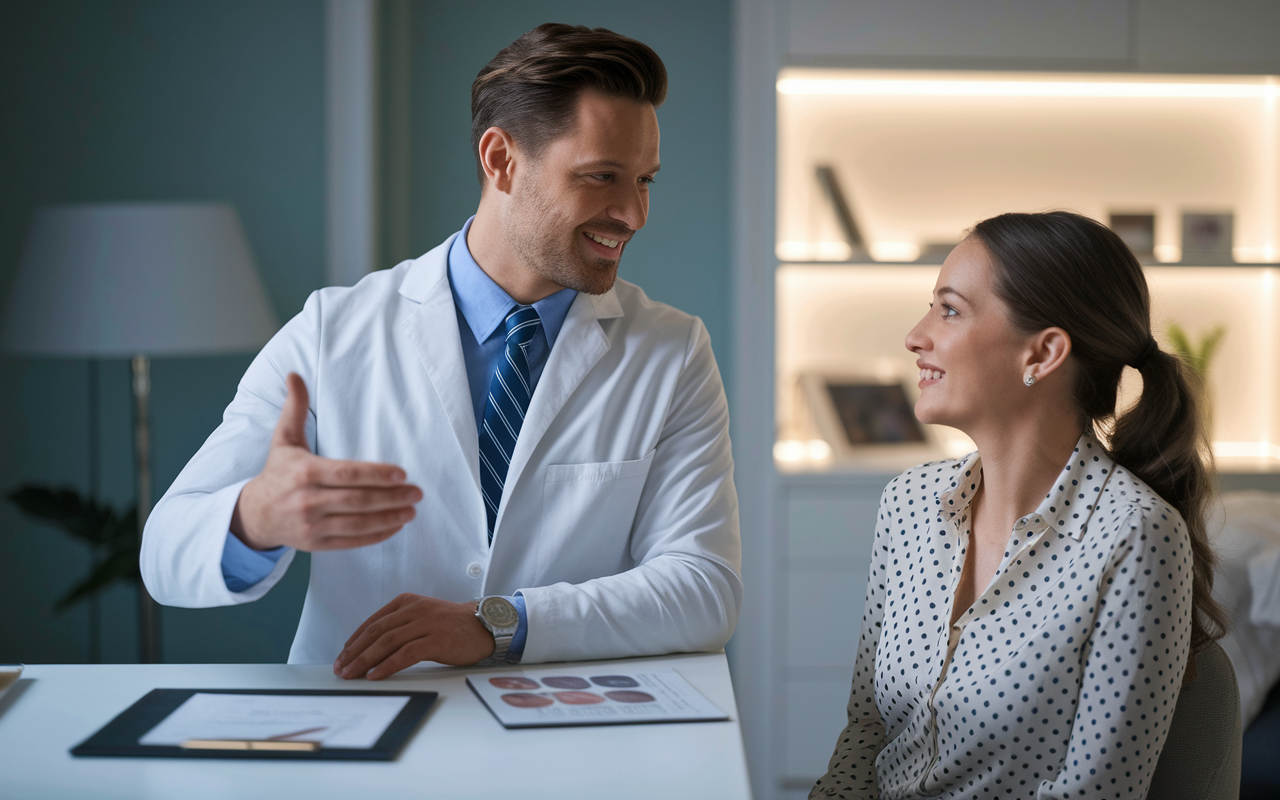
[466,668,728,728]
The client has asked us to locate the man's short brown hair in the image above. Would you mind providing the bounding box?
[471,23,668,186]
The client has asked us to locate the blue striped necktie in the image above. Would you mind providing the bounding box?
[479,305,541,543]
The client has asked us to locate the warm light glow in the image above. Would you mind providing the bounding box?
[1234,246,1280,263]
[774,440,806,461]
[1153,244,1182,263]
[868,242,922,262]
[778,78,1280,99]
[1264,270,1276,451]
[776,240,853,262]
[1212,441,1280,460]
[773,439,834,462]
[941,438,976,458]
[806,440,832,460]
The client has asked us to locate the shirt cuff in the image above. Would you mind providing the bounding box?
[508,593,528,661]
[220,532,288,593]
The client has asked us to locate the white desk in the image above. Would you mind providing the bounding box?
[0,652,751,800]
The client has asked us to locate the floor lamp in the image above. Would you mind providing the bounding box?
[1,203,280,663]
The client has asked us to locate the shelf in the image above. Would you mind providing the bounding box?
[776,263,1280,476]
[776,68,1280,476]
[777,69,1280,267]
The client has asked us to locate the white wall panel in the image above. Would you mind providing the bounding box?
[1136,0,1280,73]
[788,0,1129,61]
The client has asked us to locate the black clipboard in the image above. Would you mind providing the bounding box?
[71,688,438,761]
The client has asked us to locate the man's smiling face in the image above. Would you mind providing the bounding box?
[501,89,660,295]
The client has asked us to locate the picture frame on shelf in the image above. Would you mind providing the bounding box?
[799,372,937,465]
[1181,211,1234,265]
[1109,212,1156,258]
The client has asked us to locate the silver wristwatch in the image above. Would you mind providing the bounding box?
[475,596,520,664]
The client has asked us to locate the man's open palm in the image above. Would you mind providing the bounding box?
[230,373,422,552]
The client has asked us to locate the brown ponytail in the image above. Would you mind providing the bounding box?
[970,211,1227,681]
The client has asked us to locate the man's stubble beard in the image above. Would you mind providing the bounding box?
[503,171,621,297]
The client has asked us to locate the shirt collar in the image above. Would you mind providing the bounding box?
[937,432,1113,542]
[447,216,578,346]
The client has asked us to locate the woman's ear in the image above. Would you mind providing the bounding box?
[477,127,520,194]
[1023,327,1072,383]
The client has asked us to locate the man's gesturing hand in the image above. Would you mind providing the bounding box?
[230,373,423,552]
[334,594,496,680]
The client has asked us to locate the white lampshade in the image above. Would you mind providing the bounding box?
[1,203,280,357]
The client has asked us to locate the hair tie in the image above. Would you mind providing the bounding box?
[1131,337,1159,370]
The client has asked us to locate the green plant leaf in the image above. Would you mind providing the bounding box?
[7,485,117,545]
[104,506,139,545]
[54,547,142,613]
[1198,325,1227,371]
[1166,322,1192,361]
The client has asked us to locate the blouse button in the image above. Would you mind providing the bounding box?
[467,562,483,579]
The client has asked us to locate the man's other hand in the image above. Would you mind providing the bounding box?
[230,372,423,552]
[334,594,496,680]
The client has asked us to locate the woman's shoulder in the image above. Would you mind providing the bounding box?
[1088,460,1189,544]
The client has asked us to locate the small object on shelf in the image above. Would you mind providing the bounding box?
[1109,212,1156,257]
[917,242,958,263]
[825,382,926,445]
[815,165,868,259]
[1181,211,1235,265]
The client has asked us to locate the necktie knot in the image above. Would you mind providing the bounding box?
[504,305,541,348]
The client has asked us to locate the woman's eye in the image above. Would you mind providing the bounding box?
[942,305,958,317]
[639,176,655,185]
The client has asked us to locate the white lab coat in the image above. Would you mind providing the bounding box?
[140,234,742,665]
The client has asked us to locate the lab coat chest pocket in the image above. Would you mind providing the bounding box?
[538,451,656,583]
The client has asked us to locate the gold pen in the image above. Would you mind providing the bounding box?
[181,739,320,751]
[181,725,327,752]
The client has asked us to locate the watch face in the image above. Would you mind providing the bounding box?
[479,596,519,629]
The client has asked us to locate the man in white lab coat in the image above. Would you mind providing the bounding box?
[140,23,741,679]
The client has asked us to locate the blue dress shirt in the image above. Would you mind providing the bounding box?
[220,217,577,661]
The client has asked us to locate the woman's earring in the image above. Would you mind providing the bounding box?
[1024,373,1036,387]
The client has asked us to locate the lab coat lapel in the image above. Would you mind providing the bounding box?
[495,289,622,527]
[399,238,480,491]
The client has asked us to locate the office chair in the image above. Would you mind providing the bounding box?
[1147,641,1242,800]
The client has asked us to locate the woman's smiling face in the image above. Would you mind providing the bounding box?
[905,237,1035,433]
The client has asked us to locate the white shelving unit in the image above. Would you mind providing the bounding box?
[729,4,1280,800]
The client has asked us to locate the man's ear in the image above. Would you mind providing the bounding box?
[1023,327,1072,382]
[477,127,519,194]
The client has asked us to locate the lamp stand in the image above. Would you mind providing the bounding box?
[132,355,161,664]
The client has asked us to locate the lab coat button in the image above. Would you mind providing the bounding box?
[467,562,483,578]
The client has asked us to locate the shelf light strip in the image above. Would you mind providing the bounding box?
[776,440,1280,462]
[1212,441,1280,461]
[777,79,1280,99]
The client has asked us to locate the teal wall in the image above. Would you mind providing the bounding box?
[0,1,324,664]
[0,1,733,665]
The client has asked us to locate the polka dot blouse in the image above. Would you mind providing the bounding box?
[811,434,1193,799]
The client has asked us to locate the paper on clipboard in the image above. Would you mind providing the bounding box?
[138,693,411,749]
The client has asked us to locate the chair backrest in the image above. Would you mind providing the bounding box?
[1147,641,1242,800]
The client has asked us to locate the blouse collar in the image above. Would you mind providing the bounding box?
[937,432,1115,542]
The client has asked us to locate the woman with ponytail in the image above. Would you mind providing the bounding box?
[811,211,1226,800]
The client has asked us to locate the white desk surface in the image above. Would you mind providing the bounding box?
[0,651,751,800]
